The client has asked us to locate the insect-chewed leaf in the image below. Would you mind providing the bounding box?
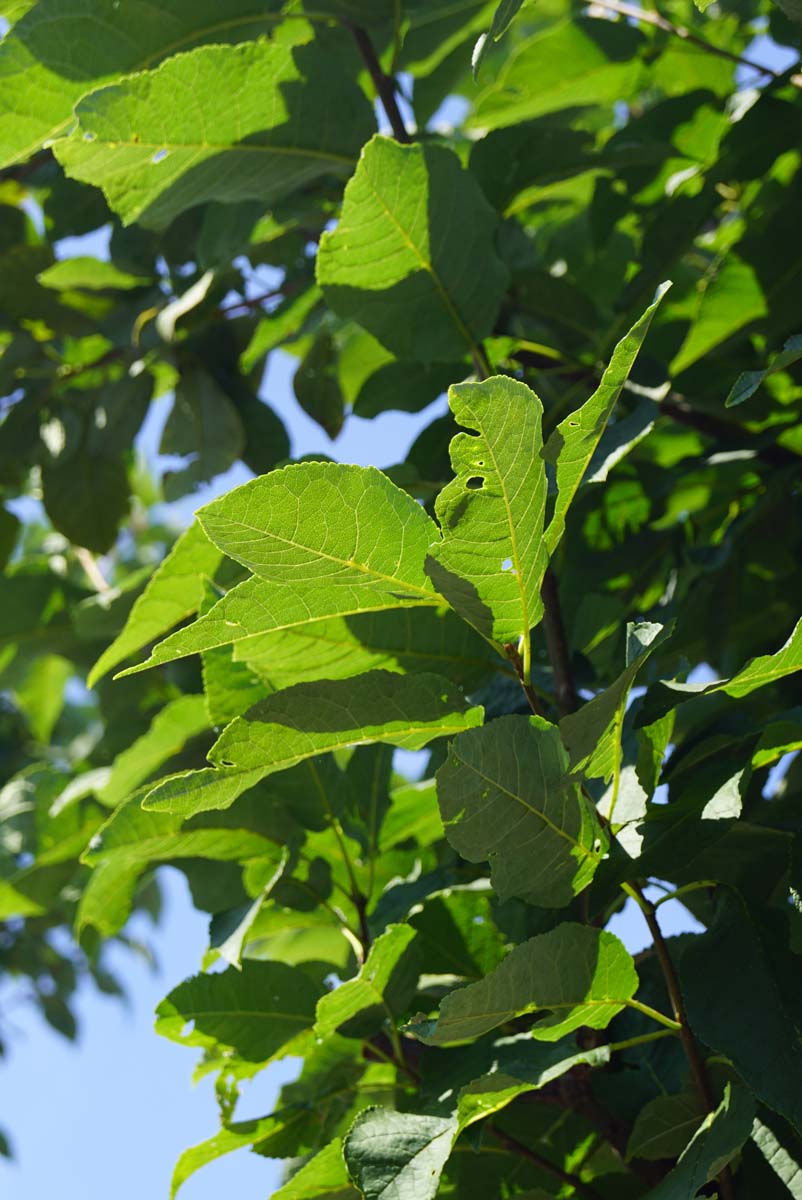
[409,923,638,1045]
[56,33,373,229]
[426,375,549,647]
[142,670,484,818]
[437,715,606,907]
[317,136,508,362]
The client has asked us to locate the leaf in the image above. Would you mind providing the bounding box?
[627,1091,705,1162]
[670,257,768,376]
[681,892,802,1135]
[643,1084,755,1199]
[473,0,527,78]
[543,285,669,556]
[0,0,288,168]
[436,715,606,907]
[118,462,443,675]
[344,1109,457,1200]
[160,371,245,501]
[426,375,548,647]
[751,1115,802,1197]
[209,858,286,970]
[98,695,210,807]
[37,257,152,291]
[469,18,646,132]
[171,1115,285,1199]
[315,924,420,1040]
[409,924,638,1045]
[294,330,346,439]
[42,448,129,554]
[726,333,802,408]
[273,1139,358,1199]
[637,616,802,725]
[560,622,670,795]
[317,136,508,362]
[142,670,484,818]
[56,34,374,229]
[155,961,321,1062]
[235,607,501,693]
[88,520,223,686]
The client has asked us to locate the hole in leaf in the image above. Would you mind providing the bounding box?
[82,131,96,143]
[152,148,168,164]
[466,476,484,490]
[179,1020,195,1038]
[501,558,513,571]
[218,759,236,768]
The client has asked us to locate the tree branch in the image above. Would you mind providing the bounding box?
[346,23,412,144]
[487,1125,605,1199]
[623,883,735,1200]
[659,394,800,469]
[587,0,799,85]
[540,568,579,717]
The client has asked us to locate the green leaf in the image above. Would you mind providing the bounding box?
[42,448,129,554]
[426,376,548,648]
[273,1139,358,1199]
[543,285,669,557]
[234,607,501,693]
[317,136,508,362]
[118,463,443,675]
[315,924,420,1040]
[643,1084,755,1199]
[681,893,802,1135]
[436,715,606,906]
[726,333,802,408]
[469,18,646,131]
[670,257,768,376]
[37,257,152,291]
[99,694,210,807]
[751,1115,802,1198]
[142,670,484,818]
[344,1109,457,1200]
[160,371,245,501]
[638,616,802,725]
[88,520,224,687]
[560,622,670,800]
[56,34,373,229]
[410,924,638,1045]
[473,0,527,78]
[627,1091,705,1162]
[155,961,321,1062]
[294,330,346,439]
[0,0,289,168]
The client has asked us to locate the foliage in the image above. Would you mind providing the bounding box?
[1,0,801,1196]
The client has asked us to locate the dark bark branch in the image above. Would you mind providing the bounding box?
[346,23,411,144]
[540,568,579,717]
[660,395,800,469]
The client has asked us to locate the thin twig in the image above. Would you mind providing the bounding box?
[75,547,110,593]
[660,394,800,469]
[587,0,790,82]
[487,1125,605,1200]
[346,23,412,144]
[622,882,735,1200]
[540,568,579,717]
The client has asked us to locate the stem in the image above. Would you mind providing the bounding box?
[608,1027,678,1053]
[587,0,793,82]
[622,882,735,1200]
[654,880,718,908]
[540,568,579,717]
[626,999,682,1032]
[504,641,547,717]
[487,1126,605,1200]
[660,394,799,469]
[75,547,110,593]
[346,23,412,144]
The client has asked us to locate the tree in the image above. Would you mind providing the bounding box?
[1,0,802,1194]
